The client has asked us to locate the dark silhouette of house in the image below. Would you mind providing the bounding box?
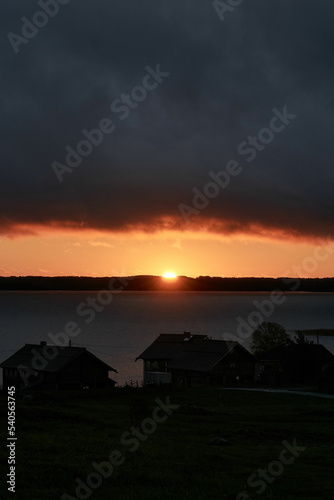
[259,343,334,386]
[136,332,257,387]
[318,362,334,393]
[0,342,117,391]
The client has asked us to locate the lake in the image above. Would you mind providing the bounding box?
[1,291,334,386]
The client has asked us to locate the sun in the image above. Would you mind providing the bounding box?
[162,272,178,280]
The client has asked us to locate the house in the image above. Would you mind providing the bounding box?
[135,332,208,385]
[0,342,117,391]
[258,343,334,386]
[136,332,258,387]
[318,362,334,393]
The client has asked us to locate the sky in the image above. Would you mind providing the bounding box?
[1,0,334,278]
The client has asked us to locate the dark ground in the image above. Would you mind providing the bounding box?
[1,387,334,499]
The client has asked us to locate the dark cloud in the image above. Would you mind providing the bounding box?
[1,0,334,240]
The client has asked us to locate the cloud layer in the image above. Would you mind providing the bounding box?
[1,0,334,241]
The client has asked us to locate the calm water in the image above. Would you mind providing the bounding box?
[1,291,334,385]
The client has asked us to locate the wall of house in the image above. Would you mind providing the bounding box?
[144,371,172,385]
[3,367,43,391]
[257,360,283,386]
[144,359,170,372]
[56,353,110,390]
[2,352,112,391]
[143,348,257,387]
[143,359,171,385]
[2,368,22,390]
[210,348,256,384]
[172,370,209,388]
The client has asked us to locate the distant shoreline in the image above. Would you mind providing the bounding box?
[1,275,334,292]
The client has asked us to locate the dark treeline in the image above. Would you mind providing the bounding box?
[1,275,334,292]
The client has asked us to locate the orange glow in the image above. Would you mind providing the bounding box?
[0,227,333,278]
[162,272,178,280]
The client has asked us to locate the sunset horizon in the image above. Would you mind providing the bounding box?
[1,228,334,278]
[2,2,334,498]
[2,0,334,280]
[1,273,334,279]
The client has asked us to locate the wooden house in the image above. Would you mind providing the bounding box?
[258,343,334,386]
[0,342,117,391]
[136,332,257,387]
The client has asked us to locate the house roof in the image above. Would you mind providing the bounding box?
[137,333,256,372]
[0,344,117,373]
[170,340,240,372]
[170,351,228,372]
[260,343,334,364]
[136,333,208,360]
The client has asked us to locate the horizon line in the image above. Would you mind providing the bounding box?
[1,275,334,280]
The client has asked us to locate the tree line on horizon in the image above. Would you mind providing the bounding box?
[1,275,334,291]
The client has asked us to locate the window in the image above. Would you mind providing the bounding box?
[145,361,159,370]
[146,361,158,369]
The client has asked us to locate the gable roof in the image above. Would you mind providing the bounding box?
[170,351,230,372]
[260,343,334,365]
[136,333,208,360]
[0,344,117,373]
[170,340,249,372]
[136,334,257,372]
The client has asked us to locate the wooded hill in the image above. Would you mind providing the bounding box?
[1,275,334,291]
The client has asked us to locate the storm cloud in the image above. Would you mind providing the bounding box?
[1,0,334,241]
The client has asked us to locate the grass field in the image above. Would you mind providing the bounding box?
[1,387,334,500]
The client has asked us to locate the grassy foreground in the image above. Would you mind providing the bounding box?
[1,388,334,500]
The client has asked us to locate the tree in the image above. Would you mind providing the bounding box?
[251,322,290,355]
